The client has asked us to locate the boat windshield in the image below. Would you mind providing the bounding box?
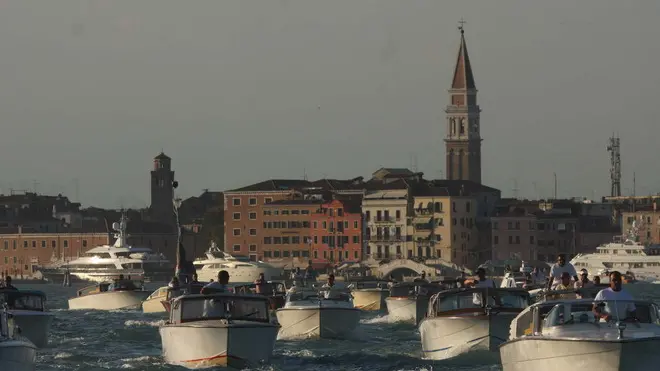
[234,282,286,296]
[390,283,445,298]
[543,301,658,328]
[0,291,45,311]
[179,296,270,324]
[435,289,529,312]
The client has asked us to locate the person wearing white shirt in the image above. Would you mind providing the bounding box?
[547,255,578,290]
[202,270,231,294]
[592,271,636,322]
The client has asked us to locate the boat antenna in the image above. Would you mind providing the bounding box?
[172,180,181,246]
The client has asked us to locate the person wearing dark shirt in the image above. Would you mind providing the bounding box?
[3,276,18,290]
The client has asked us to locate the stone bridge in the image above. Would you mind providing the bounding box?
[376,259,436,279]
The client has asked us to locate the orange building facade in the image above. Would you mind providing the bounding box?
[309,199,362,264]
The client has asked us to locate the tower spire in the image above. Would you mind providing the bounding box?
[451,19,475,90]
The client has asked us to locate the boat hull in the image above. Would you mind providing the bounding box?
[352,289,388,311]
[500,336,660,371]
[11,311,54,348]
[0,339,36,371]
[385,297,428,324]
[142,297,167,313]
[68,290,151,310]
[419,314,515,362]
[160,321,279,369]
[276,307,361,339]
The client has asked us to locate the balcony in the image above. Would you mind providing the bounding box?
[373,216,396,224]
[367,235,403,243]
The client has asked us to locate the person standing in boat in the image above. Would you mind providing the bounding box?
[470,268,501,306]
[574,269,594,289]
[201,270,231,294]
[304,261,316,285]
[3,276,17,290]
[254,273,266,294]
[592,271,636,322]
[547,255,578,290]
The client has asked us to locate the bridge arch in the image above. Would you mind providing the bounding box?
[377,259,434,279]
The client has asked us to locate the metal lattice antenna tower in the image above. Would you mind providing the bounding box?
[607,135,621,197]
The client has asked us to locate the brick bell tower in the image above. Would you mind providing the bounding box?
[150,152,175,224]
[445,21,482,184]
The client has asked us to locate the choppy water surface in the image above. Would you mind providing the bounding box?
[18,283,660,371]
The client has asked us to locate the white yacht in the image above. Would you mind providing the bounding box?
[419,288,530,362]
[160,293,279,369]
[501,298,660,370]
[0,290,53,348]
[276,286,360,339]
[0,305,36,371]
[40,214,174,283]
[571,224,660,282]
[193,242,279,283]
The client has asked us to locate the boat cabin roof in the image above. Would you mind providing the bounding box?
[169,293,272,324]
[434,287,529,299]
[0,289,46,311]
[533,284,609,303]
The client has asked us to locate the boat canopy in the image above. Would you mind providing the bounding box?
[532,284,609,303]
[0,289,46,311]
[169,293,271,325]
[427,287,530,317]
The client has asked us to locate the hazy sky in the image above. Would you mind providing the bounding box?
[1,0,659,208]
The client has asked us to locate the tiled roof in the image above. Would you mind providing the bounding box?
[226,179,312,193]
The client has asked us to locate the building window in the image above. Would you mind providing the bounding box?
[249,244,257,252]
[353,236,359,243]
[232,198,241,206]
[32,241,36,248]
[466,202,471,212]
[263,251,272,258]
[3,257,6,264]
[264,237,272,244]
[273,250,281,258]
[353,221,358,229]
[41,240,46,248]
[233,228,241,236]
[248,198,257,206]
[493,236,499,244]
[13,257,17,264]
[283,251,290,258]
[281,210,289,215]
[233,212,241,220]
[82,240,88,248]
[3,241,7,250]
[265,197,273,204]
[249,212,257,220]
[63,240,68,248]
[51,240,56,248]
[249,228,257,236]
[530,236,535,244]
[322,221,327,229]
[233,244,241,252]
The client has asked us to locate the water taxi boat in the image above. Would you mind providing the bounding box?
[385,281,447,324]
[276,286,360,339]
[68,280,151,310]
[0,290,53,347]
[419,287,530,362]
[0,304,36,371]
[347,279,390,311]
[501,298,660,370]
[159,293,279,369]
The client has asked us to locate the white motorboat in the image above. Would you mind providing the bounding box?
[193,242,280,283]
[385,281,447,324]
[142,282,209,314]
[0,304,36,371]
[500,272,528,288]
[40,214,173,283]
[160,293,279,369]
[276,286,360,339]
[348,280,390,311]
[0,290,53,347]
[501,298,660,370]
[68,280,150,310]
[419,288,530,362]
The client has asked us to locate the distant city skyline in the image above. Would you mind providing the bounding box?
[1,1,659,208]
